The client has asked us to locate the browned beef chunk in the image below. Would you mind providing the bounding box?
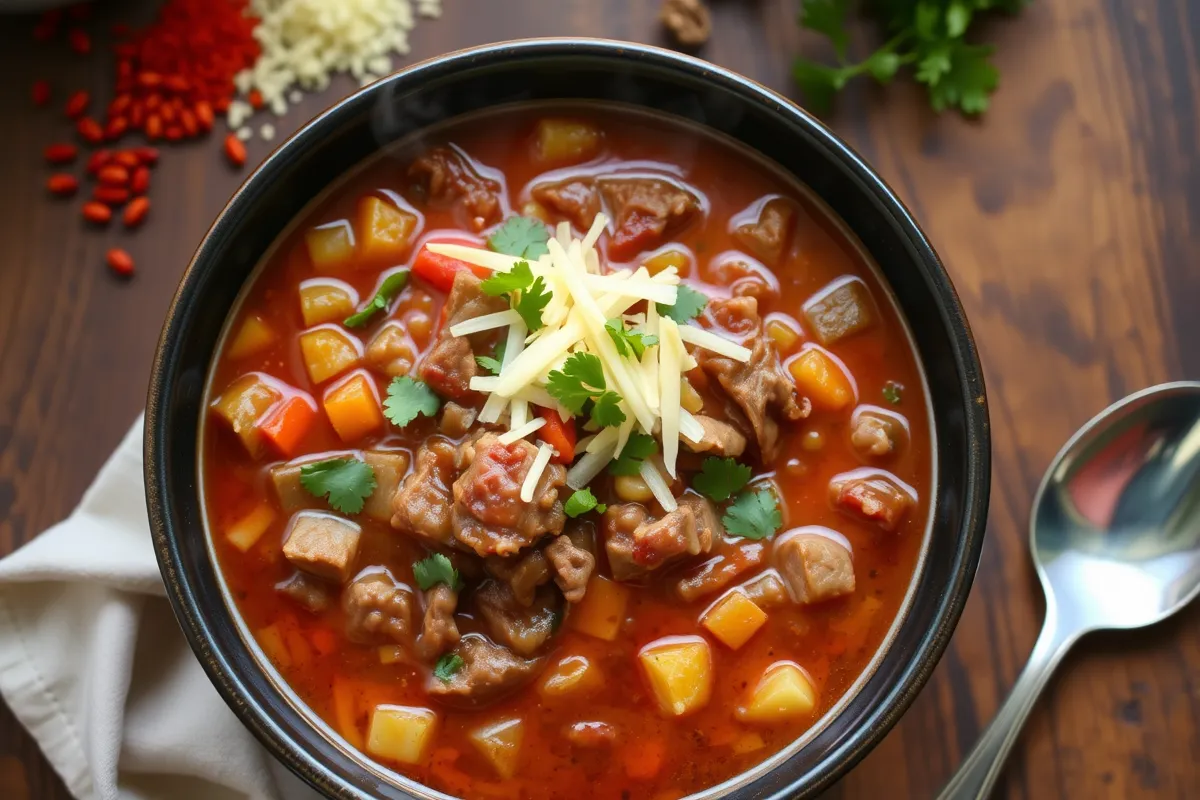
[733,197,797,266]
[602,503,651,581]
[674,540,766,603]
[451,433,568,557]
[282,512,361,583]
[829,471,914,532]
[415,583,461,661]
[602,495,719,581]
[484,549,552,607]
[275,571,333,613]
[475,581,560,657]
[531,178,601,231]
[599,177,701,261]
[419,271,508,398]
[849,407,908,459]
[740,571,790,609]
[440,401,478,438]
[391,438,458,547]
[365,323,415,378]
[544,524,595,602]
[803,278,876,346]
[697,297,810,461]
[343,571,414,644]
[682,415,747,458]
[565,721,619,748]
[707,256,780,305]
[408,146,502,229]
[426,634,541,707]
[774,532,855,604]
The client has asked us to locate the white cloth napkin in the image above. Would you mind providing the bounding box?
[0,417,320,800]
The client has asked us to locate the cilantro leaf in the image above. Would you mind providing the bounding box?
[299,458,376,515]
[657,285,708,323]
[384,376,441,427]
[564,488,608,518]
[546,353,609,414]
[344,271,409,328]
[413,552,462,591]
[515,274,551,332]
[488,216,550,259]
[925,43,999,115]
[693,457,753,503]
[883,380,904,405]
[433,652,464,683]
[605,318,658,359]
[590,391,626,428]
[480,260,535,297]
[476,355,503,375]
[722,488,782,540]
[608,433,658,476]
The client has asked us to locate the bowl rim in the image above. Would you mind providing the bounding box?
[145,36,990,800]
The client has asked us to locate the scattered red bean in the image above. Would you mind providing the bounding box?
[194,101,214,131]
[47,174,79,197]
[165,125,184,142]
[86,149,113,175]
[223,133,247,167]
[248,89,264,110]
[132,146,159,166]
[93,186,131,205]
[130,166,151,195]
[113,151,140,169]
[145,115,162,141]
[31,79,51,107]
[106,248,135,277]
[97,165,130,186]
[123,197,150,228]
[43,143,78,164]
[76,117,104,144]
[82,201,113,224]
[68,28,91,55]
[64,90,89,119]
[104,117,129,140]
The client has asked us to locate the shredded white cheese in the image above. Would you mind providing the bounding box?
[449,309,522,337]
[498,417,546,445]
[521,442,555,503]
[677,324,753,362]
[639,458,678,513]
[658,318,683,477]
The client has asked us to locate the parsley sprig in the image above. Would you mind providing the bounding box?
[412,553,463,591]
[299,457,377,515]
[546,352,626,428]
[605,318,658,359]
[344,271,408,328]
[657,284,707,323]
[480,260,551,332]
[384,376,441,427]
[722,487,783,541]
[488,216,550,259]
[564,487,608,518]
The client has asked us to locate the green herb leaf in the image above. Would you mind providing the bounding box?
[433,652,464,683]
[488,216,550,260]
[605,318,658,359]
[480,260,535,297]
[413,552,462,591]
[384,376,441,427]
[925,43,998,115]
[799,0,851,58]
[564,487,608,518]
[589,391,626,428]
[883,381,904,405]
[657,285,708,323]
[476,355,503,375]
[722,488,782,540]
[608,433,658,477]
[299,457,377,515]
[344,270,409,328]
[546,353,609,414]
[693,457,753,503]
[515,274,551,332]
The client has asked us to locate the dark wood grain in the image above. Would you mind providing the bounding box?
[0,0,1197,798]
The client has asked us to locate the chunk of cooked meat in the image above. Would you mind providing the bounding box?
[660,0,711,47]
[408,146,502,229]
[544,524,596,603]
[602,496,719,581]
[602,503,651,581]
[282,512,361,583]
[599,177,701,261]
[275,571,334,613]
[419,271,508,398]
[362,451,410,523]
[475,581,560,657]
[803,278,876,346]
[343,571,414,644]
[740,571,789,609]
[829,471,914,532]
[451,433,568,557]
[849,407,908,459]
[774,531,855,604]
[440,401,478,438]
[707,256,780,305]
[733,197,797,266]
[697,297,810,461]
[269,463,322,514]
[391,438,459,547]
[426,633,541,707]
[565,720,619,748]
[485,549,552,607]
[674,540,766,603]
[531,178,601,231]
[415,583,461,661]
[682,415,747,458]
[365,323,415,377]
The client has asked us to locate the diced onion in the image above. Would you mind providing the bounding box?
[521,442,555,502]
[639,458,678,513]
[449,309,521,337]
[498,416,546,445]
[678,325,753,362]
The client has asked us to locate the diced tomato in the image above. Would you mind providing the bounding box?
[411,240,489,292]
[538,408,576,464]
[607,211,663,262]
[258,394,317,457]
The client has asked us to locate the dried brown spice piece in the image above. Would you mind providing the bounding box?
[660,0,711,47]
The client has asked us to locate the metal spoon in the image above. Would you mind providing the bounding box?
[938,381,1200,800]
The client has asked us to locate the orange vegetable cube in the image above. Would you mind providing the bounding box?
[701,589,768,650]
[305,219,356,273]
[332,677,365,750]
[737,661,817,723]
[227,313,277,360]
[225,503,276,552]
[323,372,383,443]
[535,118,602,165]
[638,636,713,717]
[358,196,418,266]
[210,374,282,456]
[258,394,318,457]
[299,327,362,384]
[538,654,604,698]
[257,624,291,668]
[299,279,358,326]
[367,705,438,765]
[765,318,802,356]
[468,718,524,779]
[570,575,629,641]
[621,736,666,780]
[643,248,691,278]
[789,346,855,411]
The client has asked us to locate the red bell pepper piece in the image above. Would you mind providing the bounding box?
[537,408,576,464]
[411,240,489,292]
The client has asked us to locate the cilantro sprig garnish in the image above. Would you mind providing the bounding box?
[488,215,550,259]
[564,488,608,518]
[412,552,463,591]
[433,652,464,683]
[693,457,753,503]
[608,433,658,477]
[722,487,783,540]
[299,457,377,515]
[605,318,658,359]
[476,340,506,375]
[344,271,409,328]
[546,352,626,428]
[883,381,904,405]
[657,284,707,323]
[480,260,551,332]
[384,376,441,427]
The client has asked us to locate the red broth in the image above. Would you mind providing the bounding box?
[201,104,932,800]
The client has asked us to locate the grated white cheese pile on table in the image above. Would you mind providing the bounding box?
[434,214,753,511]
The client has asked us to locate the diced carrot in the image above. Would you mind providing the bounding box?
[412,241,488,292]
[332,677,365,750]
[570,575,630,641]
[537,408,576,463]
[622,736,666,780]
[283,623,314,668]
[309,626,338,656]
[789,346,855,410]
[323,372,383,443]
[358,195,418,266]
[258,395,317,457]
[257,624,291,668]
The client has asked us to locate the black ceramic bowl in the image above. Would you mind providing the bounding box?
[146,38,989,800]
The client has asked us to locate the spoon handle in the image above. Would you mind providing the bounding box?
[937,606,1080,800]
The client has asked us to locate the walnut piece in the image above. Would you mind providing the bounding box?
[661,0,711,47]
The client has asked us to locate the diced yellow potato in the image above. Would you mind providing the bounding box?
[299,280,357,327]
[299,327,362,384]
[283,624,313,668]
[680,379,703,413]
[613,474,654,503]
[468,717,524,780]
[366,705,438,765]
[225,503,276,552]
[257,624,291,668]
[362,451,411,522]
[210,374,282,456]
[358,196,418,266]
[638,636,713,717]
[227,314,277,360]
[323,372,383,443]
[535,118,602,165]
[701,589,768,650]
[378,645,406,665]
[305,219,356,273]
[644,248,691,278]
[737,661,817,723]
[789,347,855,411]
[522,200,551,223]
[731,732,765,755]
[538,655,604,699]
[571,575,630,641]
[332,677,364,750]
[765,318,801,356]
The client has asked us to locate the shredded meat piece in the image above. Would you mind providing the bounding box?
[475,581,560,657]
[343,572,414,644]
[602,503,652,581]
[391,438,459,547]
[426,634,541,707]
[419,271,507,398]
[697,297,810,460]
[850,408,907,459]
[544,523,596,602]
[599,177,701,261]
[741,572,789,608]
[531,178,601,231]
[451,433,568,557]
[275,571,333,613]
[365,323,414,378]
[674,540,766,603]
[682,415,747,458]
[440,401,478,438]
[603,495,719,580]
[829,471,914,532]
[408,146,502,229]
[415,583,461,662]
[733,197,798,266]
[660,0,711,47]
[484,549,552,607]
[565,721,619,748]
[282,512,361,584]
[774,532,856,604]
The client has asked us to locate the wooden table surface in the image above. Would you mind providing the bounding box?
[1,0,1197,798]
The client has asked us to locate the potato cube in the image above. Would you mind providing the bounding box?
[210,374,282,456]
[332,677,365,750]
[701,589,768,650]
[358,196,418,265]
[362,450,411,522]
[789,347,855,411]
[731,732,766,755]
[305,219,356,273]
[737,661,817,723]
[282,511,361,582]
[535,118,602,165]
[765,318,801,356]
[637,636,713,717]
[803,277,875,345]
[644,248,691,278]
[256,624,291,668]
[299,280,358,327]
[323,372,383,443]
[366,705,437,765]
[378,645,407,665]
[269,463,320,513]
[570,575,629,641]
[227,314,277,360]
[468,717,524,780]
[538,654,603,699]
[225,503,276,552]
[299,327,362,384]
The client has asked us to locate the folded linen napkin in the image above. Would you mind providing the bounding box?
[0,416,320,800]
